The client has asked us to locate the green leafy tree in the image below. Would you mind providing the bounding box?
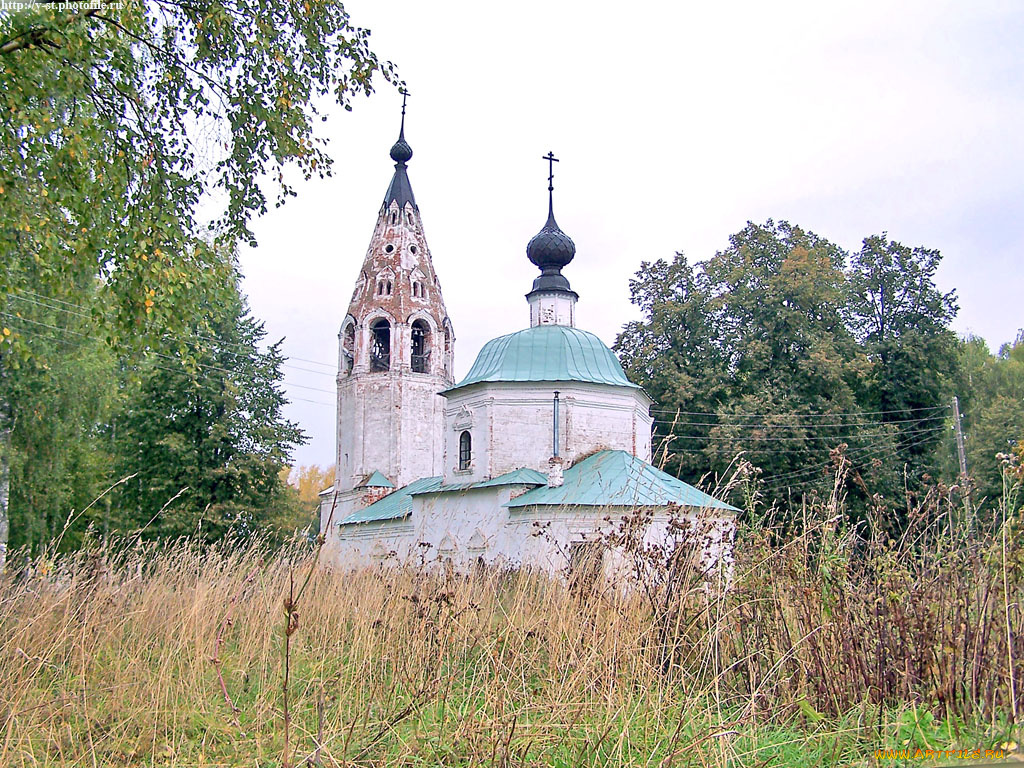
[260,463,335,541]
[615,252,727,476]
[114,272,305,542]
[0,0,394,561]
[958,333,1024,505]
[848,234,960,477]
[617,221,908,522]
[0,285,122,552]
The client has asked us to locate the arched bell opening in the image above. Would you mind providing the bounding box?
[370,319,391,372]
[411,319,430,373]
[341,323,356,375]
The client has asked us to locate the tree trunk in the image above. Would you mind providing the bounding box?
[0,385,10,571]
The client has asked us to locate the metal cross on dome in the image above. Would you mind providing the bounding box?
[543,151,559,193]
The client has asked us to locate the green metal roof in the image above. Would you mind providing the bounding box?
[340,476,442,525]
[356,470,394,489]
[444,325,636,393]
[474,467,548,488]
[504,450,738,512]
[413,467,549,495]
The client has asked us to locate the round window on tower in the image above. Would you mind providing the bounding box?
[410,245,418,255]
[384,244,395,254]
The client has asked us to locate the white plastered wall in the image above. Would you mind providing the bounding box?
[440,381,653,485]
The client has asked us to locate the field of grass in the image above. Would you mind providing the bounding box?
[1,478,1021,767]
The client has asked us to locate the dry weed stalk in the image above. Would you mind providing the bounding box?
[0,466,1019,766]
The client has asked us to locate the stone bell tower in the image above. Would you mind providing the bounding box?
[331,103,455,504]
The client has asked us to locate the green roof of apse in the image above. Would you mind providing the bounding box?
[444,325,636,393]
[504,450,738,512]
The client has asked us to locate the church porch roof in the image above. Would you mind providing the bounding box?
[339,468,550,526]
[504,450,738,512]
[412,467,549,494]
[340,475,443,525]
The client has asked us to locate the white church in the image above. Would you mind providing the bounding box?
[319,111,736,579]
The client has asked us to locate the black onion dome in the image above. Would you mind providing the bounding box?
[526,207,576,294]
[527,210,576,269]
[390,136,413,163]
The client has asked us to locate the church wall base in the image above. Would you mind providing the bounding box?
[324,486,735,588]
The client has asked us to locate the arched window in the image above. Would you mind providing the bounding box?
[458,431,472,471]
[341,323,355,374]
[411,319,430,373]
[370,319,390,371]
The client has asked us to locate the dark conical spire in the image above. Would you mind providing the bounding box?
[383,93,416,210]
[526,151,576,294]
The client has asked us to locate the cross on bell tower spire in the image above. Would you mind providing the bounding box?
[399,91,408,138]
[384,93,415,209]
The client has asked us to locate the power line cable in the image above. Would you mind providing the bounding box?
[7,290,340,378]
[648,404,949,419]
[0,312,338,396]
[656,424,946,462]
[653,422,946,442]
[1,324,338,409]
[763,429,943,496]
[651,413,949,429]
[760,427,946,490]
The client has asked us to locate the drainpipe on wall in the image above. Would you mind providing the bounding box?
[548,391,564,488]
[552,391,560,458]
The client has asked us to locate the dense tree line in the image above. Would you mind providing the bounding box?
[1,267,311,553]
[615,220,1021,528]
[0,0,395,560]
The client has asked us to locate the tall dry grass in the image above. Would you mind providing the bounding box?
[0,469,1020,766]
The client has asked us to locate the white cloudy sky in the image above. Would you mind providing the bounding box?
[238,0,1024,468]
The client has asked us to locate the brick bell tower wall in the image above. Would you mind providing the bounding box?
[335,198,455,493]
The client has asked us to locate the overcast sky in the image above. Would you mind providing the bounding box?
[238,0,1024,469]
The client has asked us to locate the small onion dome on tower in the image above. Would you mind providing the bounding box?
[383,94,417,210]
[527,152,577,296]
[390,134,413,163]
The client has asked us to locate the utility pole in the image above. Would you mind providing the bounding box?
[952,395,968,477]
[952,395,971,533]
